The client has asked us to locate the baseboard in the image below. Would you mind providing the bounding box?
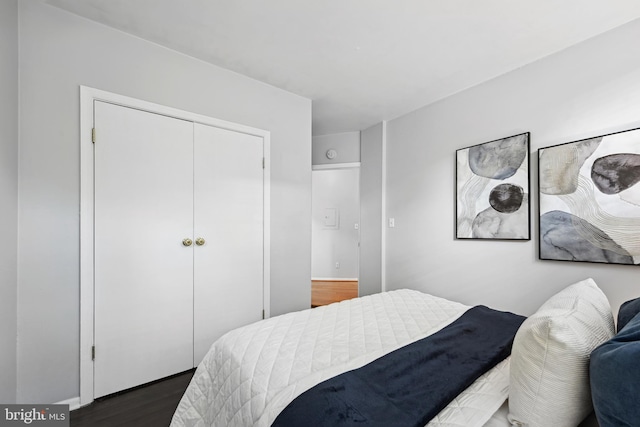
[56,396,81,411]
[311,278,358,282]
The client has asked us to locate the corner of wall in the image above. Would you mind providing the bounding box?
[358,121,386,296]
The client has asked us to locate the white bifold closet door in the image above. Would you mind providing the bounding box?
[93,101,264,398]
[193,124,264,364]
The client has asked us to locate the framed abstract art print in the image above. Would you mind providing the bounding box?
[456,132,530,240]
[539,127,640,265]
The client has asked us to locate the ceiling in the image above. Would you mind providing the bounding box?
[47,0,640,135]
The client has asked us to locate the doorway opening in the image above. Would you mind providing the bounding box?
[311,165,360,307]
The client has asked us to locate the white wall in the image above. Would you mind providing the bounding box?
[312,169,360,279]
[359,123,384,296]
[312,132,360,165]
[17,1,311,404]
[0,0,19,405]
[385,18,640,317]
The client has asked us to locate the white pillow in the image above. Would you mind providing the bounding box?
[507,278,614,427]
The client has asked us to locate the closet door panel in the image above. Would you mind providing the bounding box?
[94,101,194,397]
[193,124,264,364]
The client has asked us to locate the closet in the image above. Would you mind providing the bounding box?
[92,100,265,398]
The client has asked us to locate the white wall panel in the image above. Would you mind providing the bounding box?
[0,0,18,405]
[359,123,384,296]
[312,132,361,165]
[312,168,360,279]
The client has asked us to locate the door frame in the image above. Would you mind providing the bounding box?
[79,86,271,406]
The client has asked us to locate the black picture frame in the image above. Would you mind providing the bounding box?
[456,132,531,240]
[539,127,640,265]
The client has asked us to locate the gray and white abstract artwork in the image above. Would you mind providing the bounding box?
[539,128,640,265]
[456,133,530,239]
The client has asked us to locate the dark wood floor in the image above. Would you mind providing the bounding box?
[71,370,195,427]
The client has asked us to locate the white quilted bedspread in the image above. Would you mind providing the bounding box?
[171,289,510,427]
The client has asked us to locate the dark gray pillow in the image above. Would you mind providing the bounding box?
[617,297,640,332]
[590,311,640,427]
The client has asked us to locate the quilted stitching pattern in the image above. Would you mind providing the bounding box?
[170,290,509,427]
[427,358,510,427]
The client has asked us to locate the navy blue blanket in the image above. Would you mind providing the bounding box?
[272,305,525,427]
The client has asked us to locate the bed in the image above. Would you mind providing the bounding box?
[171,279,614,427]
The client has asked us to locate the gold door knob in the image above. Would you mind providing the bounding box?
[182,238,193,247]
[195,237,205,246]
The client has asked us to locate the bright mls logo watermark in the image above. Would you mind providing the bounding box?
[1,405,69,427]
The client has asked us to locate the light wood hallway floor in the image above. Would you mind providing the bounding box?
[311,280,358,307]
